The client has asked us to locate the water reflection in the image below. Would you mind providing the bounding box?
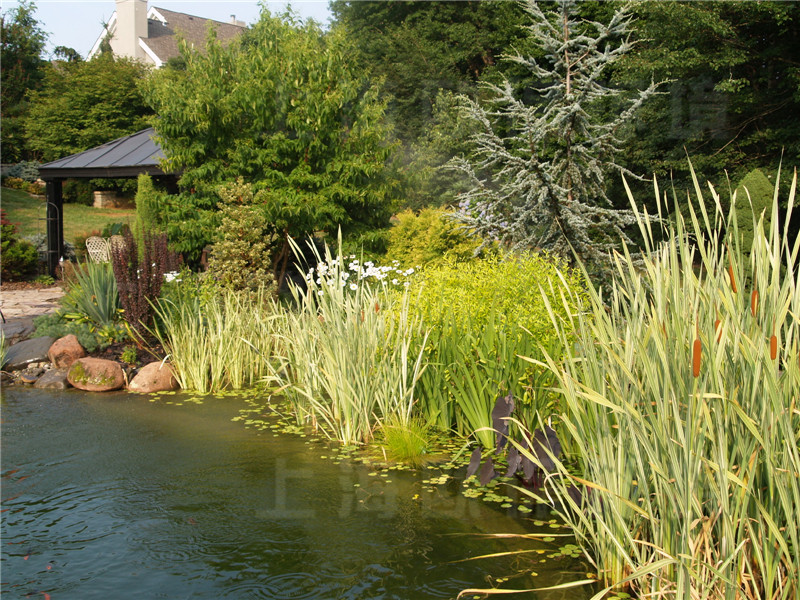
[1,388,591,599]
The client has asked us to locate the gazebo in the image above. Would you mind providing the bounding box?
[38,128,177,276]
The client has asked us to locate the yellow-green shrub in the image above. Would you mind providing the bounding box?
[386,208,485,267]
[406,252,587,442]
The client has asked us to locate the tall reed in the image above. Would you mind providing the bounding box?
[273,238,427,445]
[524,166,799,599]
[151,285,279,393]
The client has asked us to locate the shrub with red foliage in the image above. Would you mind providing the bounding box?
[110,229,180,334]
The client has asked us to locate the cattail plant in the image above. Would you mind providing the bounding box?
[515,165,799,599]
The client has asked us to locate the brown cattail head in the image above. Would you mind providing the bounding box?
[728,264,738,293]
[751,289,759,317]
[692,338,702,378]
[770,335,778,361]
[714,319,722,342]
[374,302,380,314]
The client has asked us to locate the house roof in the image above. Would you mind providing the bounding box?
[88,6,246,66]
[38,128,175,179]
[142,8,245,66]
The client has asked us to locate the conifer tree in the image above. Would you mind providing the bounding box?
[450,0,661,273]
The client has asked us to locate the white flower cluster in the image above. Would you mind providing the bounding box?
[304,255,418,293]
[164,271,181,283]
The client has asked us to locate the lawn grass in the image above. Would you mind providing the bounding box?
[1,187,135,244]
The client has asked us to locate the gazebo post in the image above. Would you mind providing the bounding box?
[45,178,64,278]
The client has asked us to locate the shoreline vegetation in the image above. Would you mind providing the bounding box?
[4,169,796,599]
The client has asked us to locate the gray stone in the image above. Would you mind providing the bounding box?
[2,336,56,371]
[34,369,71,390]
[0,318,35,346]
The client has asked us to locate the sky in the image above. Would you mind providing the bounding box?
[0,0,333,59]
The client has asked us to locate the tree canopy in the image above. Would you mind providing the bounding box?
[1,0,47,162]
[143,11,400,277]
[330,0,530,142]
[615,1,800,186]
[25,53,152,161]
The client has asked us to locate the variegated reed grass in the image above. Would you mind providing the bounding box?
[150,285,280,393]
[518,166,799,599]
[272,238,427,446]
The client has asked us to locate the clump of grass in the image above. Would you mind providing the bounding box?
[273,235,426,446]
[151,282,279,393]
[60,262,120,328]
[521,165,799,598]
[380,416,431,468]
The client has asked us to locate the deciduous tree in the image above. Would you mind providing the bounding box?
[143,11,400,281]
[25,53,152,161]
[1,0,46,162]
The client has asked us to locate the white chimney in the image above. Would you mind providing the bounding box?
[112,0,148,60]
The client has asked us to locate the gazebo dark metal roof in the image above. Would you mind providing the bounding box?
[39,128,177,277]
[38,127,170,179]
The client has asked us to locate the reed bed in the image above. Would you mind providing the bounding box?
[524,167,800,599]
[273,239,427,445]
[151,285,279,394]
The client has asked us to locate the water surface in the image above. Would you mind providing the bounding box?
[1,388,590,599]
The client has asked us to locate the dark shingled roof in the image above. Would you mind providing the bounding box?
[38,128,174,179]
[145,7,245,64]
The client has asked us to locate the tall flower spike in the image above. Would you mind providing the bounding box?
[769,320,777,361]
[728,264,737,293]
[692,322,702,378]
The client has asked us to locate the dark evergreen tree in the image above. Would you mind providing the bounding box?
[330,0,530,143]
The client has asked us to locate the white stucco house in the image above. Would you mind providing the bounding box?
[88,0,246,67]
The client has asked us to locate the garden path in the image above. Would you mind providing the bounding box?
[1,286,64,321]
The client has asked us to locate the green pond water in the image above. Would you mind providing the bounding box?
[1,388,593,599]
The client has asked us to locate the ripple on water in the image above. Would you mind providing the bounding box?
[1,388,592,600]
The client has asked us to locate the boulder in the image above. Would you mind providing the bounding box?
[2,336,56,371]
[34,369,71,390]
[0,318,35,346]
[67,358,125,392]
[48,334,86,369]
[128,361,179,393]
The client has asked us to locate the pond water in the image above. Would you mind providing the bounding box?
[1,388,592,599]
